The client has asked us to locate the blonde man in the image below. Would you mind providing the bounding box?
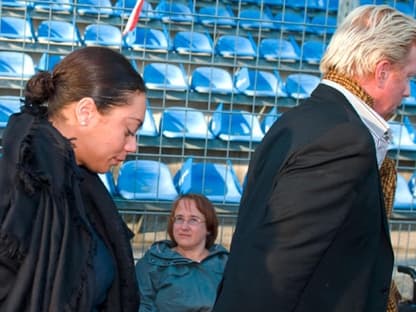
[213,5,416,312]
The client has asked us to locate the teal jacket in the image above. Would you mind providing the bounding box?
[135,240,228,312]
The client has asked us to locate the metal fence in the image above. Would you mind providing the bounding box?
[121,208,416,300]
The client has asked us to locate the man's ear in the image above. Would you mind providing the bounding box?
[75,97,97,126]
[375,60,392,88]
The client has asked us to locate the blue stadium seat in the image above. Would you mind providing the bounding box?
[0,95,22,112]
[238,6,275,30]
[33,0,73,14]
[36,20,81,45]
[83,23,123,48]
[98,171,117,196]
[0,51,35,78]
[306,0,338,11]
[301,40,327,64]
[359,0,384,4]
[274,10,307,33]
[407,170,416,200]
[403,116,416,143]
[138,105,158,137]
[259,36,301,62]
[229,0,283,5]
[0,104,18,129]
[394,173,415,211]
[198,4,236,28]
[326,0,339,11]
[209,103,264,143]
[388,1,414,16]
[190,67,235,94]
[2,0,33,9]
[308,14,337,36]
[76,0,114,16]
[0,96,21,128]
[36,53,64,72]
[117,159,178,200]
[0,17,35,43]
[215,34,257,59]
[261,106,282,134]
[173,31,213,55]
[285,73,321,99]
[286,0,323,10]
[173,157,242,204]
[159,106,214,139]
[125,27,170,52]
[113,0,154,21]
[388,121,416,160]
[155,1,194,24]
[143,63,188,91]
[234,67,287,98]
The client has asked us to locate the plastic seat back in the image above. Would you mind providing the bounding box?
[191,67,234,94]
[143,63,188,91]
[234,67,287,98]
[394,174,415,211]
[0,17,35,42]
[83,23,123,48]
[174,157,242,203]
[0,51,35,78]
[36,53,64,72]
[160,107,214,139]
[77,0,114,16]
[259,37,301,62]
[117,160,178,200]
[126,27,170,52]
[37,20,81,45]
[173,31,213,55]
[209,103,264,142]
[155,1,194,24]
[215,34,257,59]
[285,73,320,99]
[198,4,236,28]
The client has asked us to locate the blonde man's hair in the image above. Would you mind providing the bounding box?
[320,5,416,78]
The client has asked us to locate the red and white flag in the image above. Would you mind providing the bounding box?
[122,0,144,36]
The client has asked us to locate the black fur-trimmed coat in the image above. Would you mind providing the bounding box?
[0,110,139,311]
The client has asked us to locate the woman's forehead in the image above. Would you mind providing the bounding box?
[175,198,202,215]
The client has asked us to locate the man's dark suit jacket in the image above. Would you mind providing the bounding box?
[213,84,394,312]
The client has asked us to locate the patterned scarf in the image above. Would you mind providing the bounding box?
[323,68,374,108]
[324,69,400,312]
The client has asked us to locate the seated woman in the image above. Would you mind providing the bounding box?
[135,193,228,312]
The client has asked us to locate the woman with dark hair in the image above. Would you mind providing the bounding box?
[0,46,146,311]
[135,193,228,312]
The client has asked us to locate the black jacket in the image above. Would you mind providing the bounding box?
[213,84,394,312]
[0,111,139,311]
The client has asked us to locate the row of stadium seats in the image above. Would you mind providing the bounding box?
[1,94,416,208]
[142,63,321,99]
[1,51,414,111]
[0,51,322,97]
[111,157,416,209]
[3,0,415,29]
[4,0,415,21]
[0,95,277,143]
[101,157,243,204]
[98,156,416,211]
[0,16,330,57]
[2,0,339,22]
[2,93,416,158]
